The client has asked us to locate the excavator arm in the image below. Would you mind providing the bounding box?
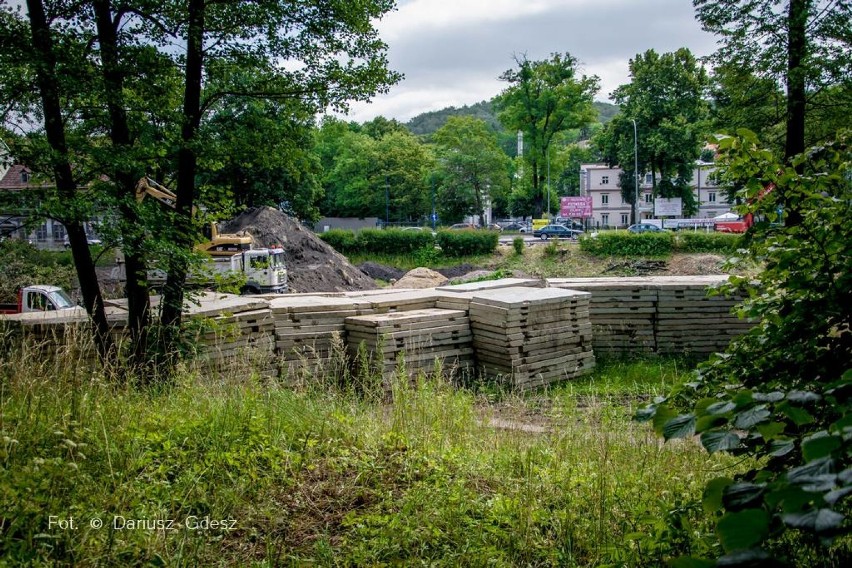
[134,177,253,257]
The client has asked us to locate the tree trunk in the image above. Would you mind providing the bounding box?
[92,0,152,372]
[26,0,115,366]
[158,0,205,363]
[785,0,808,161]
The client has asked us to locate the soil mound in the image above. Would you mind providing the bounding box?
[357,262,406,283]
[392,267,448,289]
[222,207,378,293]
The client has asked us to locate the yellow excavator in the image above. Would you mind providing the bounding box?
[134,177,253,257]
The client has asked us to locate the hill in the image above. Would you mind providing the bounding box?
[405,99,620,137]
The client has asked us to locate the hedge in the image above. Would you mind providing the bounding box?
[674,231,741,253]
[319,228,436,255]
[436,230,499,257]
[579,231,673,256]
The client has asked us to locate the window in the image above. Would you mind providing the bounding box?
[621,213,629,226]
[644,193,653,203]
[708,192,717,203]
[645,173,653,185]
[602,213,609,226]
[601,175,609,185]
[601,193,609,205]
[20,171,29,183]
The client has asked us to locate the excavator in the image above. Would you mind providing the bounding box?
[134,177,253,257]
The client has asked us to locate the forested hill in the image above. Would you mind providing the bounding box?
[405,99,620,136]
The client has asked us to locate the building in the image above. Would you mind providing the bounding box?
[579,162,729,229]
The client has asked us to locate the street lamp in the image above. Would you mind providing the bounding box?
[546,148,551,217]
[631,119,639,224]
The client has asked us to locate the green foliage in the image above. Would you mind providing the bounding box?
[597,48,709,218]
[435,230,499,257]
[638,131,852,565]
[433,116,511,225]
[0,240,77,303]
[495,53,600,217]
[319,228,435,256]
[674,231,741,253]
[318,228,359,254]
[512,237,524,256]
[579,231,673,257]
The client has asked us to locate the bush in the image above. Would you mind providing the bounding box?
[579,231,673,257]
[320,229,435,256]
[674,231,741,253]
[318,229,358,254]
[435,230,499,257]
[512,237,524,256]
[639,132,852,565]
[0,239,77,303]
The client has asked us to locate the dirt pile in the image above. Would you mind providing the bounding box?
[222,207,378,293]
[391,267,448,289]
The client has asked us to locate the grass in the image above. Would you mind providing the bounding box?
[0,334,750,567]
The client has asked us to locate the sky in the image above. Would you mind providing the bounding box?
[342,0,720,123]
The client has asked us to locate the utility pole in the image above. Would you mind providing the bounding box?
[385,175,389,227]
[632,119,639,225]
[546,149,551,217]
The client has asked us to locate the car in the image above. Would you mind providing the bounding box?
[401,226,437,236]
[482,223,503,232]
[501,222,530,232]
[533,224,584,240]
[627,223,666,233]
[447,223,477,230]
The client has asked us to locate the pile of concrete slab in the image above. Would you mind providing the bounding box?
[655,280,750,355]
[269,295,365,375]
[467,287,595,389]
[549,276,748,356]
[345,308,474,380]
[184,294,275,369]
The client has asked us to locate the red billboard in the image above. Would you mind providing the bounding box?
[560,196,593,218]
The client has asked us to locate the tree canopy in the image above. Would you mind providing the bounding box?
[495,53,599,217]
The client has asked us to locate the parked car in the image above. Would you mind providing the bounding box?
[627,223,666,234]
[533,224,583,240]
[447,223,477,230]
[482,223,503,231]
[502,222,530,232]
[401,226,437,236]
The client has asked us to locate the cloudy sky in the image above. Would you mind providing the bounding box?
[342,0,719,123]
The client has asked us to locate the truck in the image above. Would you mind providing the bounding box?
[0,285,77,315]
[119,247,288,294]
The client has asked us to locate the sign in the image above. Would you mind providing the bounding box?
[560,196,593,218]
[654,197,683,217]
[431,213,438,222]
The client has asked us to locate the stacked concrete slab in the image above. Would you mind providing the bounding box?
[467,287,595,389]
[183,294,275,368]
[548,278,658,354]
[269,295,371,375]
[654,279,750,355]
[549,276,749,356]
[344,308,474,379]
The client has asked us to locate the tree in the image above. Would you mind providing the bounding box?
[200,97,323,221]
[432,116,510,226]
[600,48,710,220]
[495,53,598,217]
[0,0,401,376]
[694,0,852,160]
[640,130,852,566]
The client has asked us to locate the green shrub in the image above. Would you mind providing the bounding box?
[674,231,741,253]
[579,231,673,257]
[318,229,358,253]
[0,239,77,303]
[512,237,524,256]
[435,230,499,257]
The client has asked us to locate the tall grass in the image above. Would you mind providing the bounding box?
[0,331,744,566]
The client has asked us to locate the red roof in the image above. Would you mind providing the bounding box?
[0,165,39,190]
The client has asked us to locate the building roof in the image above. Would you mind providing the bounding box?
[0,165,41,191]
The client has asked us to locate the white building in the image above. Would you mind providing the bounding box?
[578,162,728,229]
